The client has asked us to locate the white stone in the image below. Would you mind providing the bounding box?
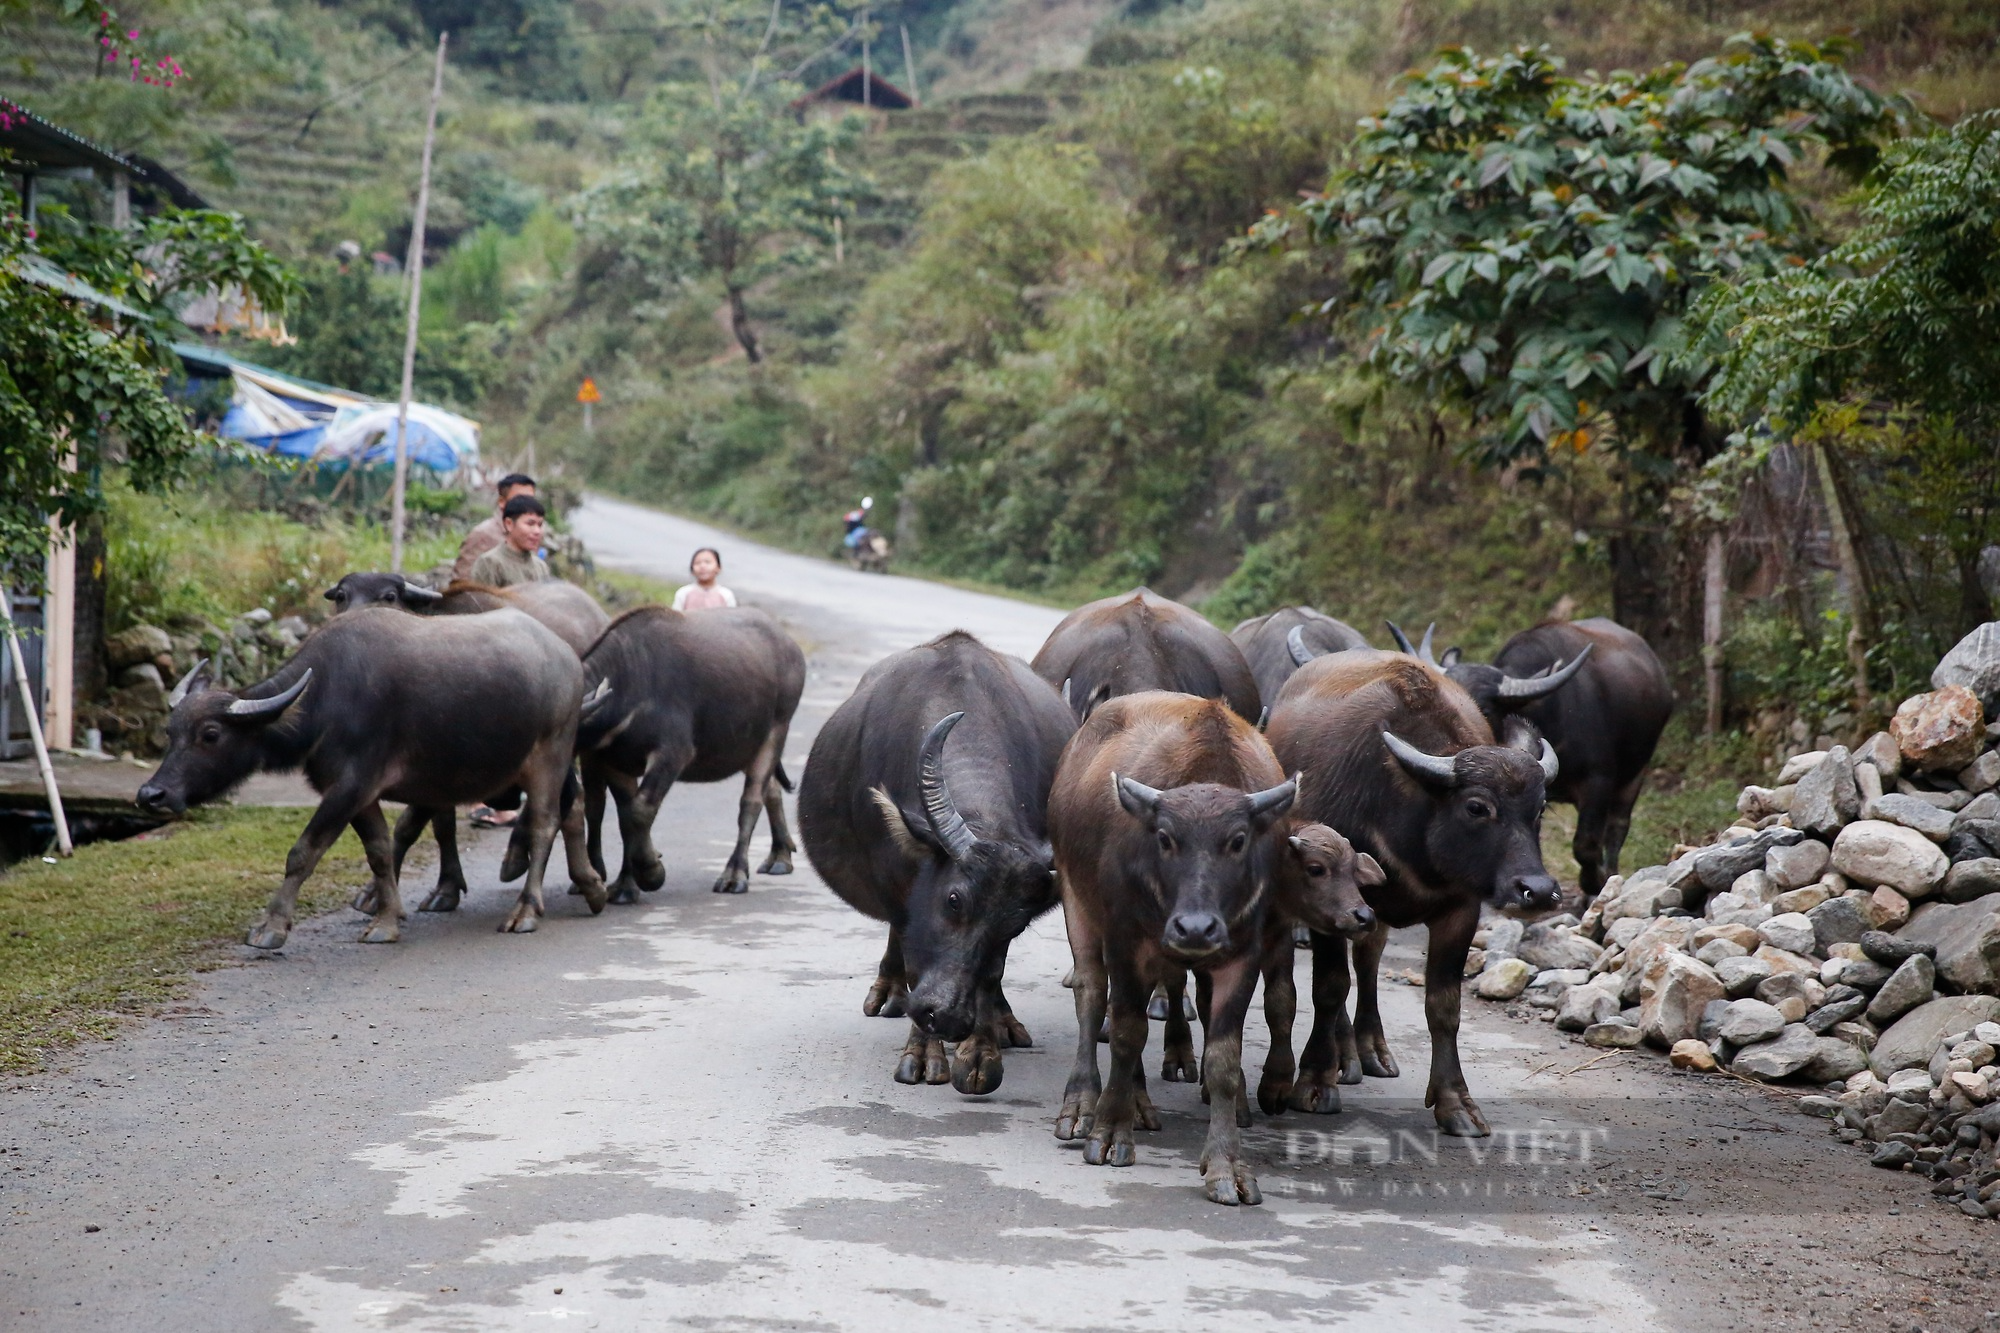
[1829,820,1951,898]
[1765,840,1831,892]
[1640,953,1727,1048]
[1778,751,1829,785]
[1717,998,1788,1046]
[1731,1024,1822,1081]
[1474,957,1534,1000]
[1715,955,1773,998]
[1757,913,1817,956]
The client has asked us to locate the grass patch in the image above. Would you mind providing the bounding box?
[0,808,377,1075]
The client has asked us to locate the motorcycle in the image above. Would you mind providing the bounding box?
[840,496,893,574]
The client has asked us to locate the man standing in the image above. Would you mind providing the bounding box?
[468,494,551,588]
[454,473,536,581]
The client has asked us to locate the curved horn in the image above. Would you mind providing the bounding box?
[1287,625,1318,667]
[1382,730,1459,788]
[400,580,443,605]
[227,668,312,719]
[580,679,613,713]
[1246,774,1299,820]
[1496,643,1593,701]
[1537,738,1560,784]
[1113,772,1164,818]
[917,711,976,860]
[1256,705,1270,733]
[1384,620,1416,655]
[166,658,210,709]
[1417,623,1436,667]
[1061,677,1073,711]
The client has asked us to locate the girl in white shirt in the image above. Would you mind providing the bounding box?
[672,547,738,611]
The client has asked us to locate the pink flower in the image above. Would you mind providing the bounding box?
[127,28,139,39]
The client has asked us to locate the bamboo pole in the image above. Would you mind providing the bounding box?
[389,32,448,575]
[901,24,919,104]
[1702,528,1725,735]
[0,590,71,856]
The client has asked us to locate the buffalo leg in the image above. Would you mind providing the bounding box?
[1569,775,1619,900]
[353,802,405,944]
[1592,772,1646,898]
[1159,966,1197,1083]
[1083,949,1151,1169]
[247,786,371,951]
[714,729,783,894]
[1290,932,1355,1113]
[863,929,909,1018]
[619,747,689,900]
[1350,920,1399,1078]
[757,725,797,876]
[894,1019,951,1086]
[499,740,567,935]
[582,758,610,882]
[1424,899,1488,1137]
[559,770,608,913]
[1257,936,1299,1116]
[992,980,1031,1048]
[407,806,468,913]
[1057,896,1106,1140]
[951,977,1006,1096]
[1199,955,1263,1205]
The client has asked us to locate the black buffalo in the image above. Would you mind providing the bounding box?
[798,630,1075,1094]
[136,607,604,947]
[1266,649,1559,1137]
[1383,617,1591,735]
[1230,606,1370,706]
[1032,588,1261,724]
[574,605,806,900]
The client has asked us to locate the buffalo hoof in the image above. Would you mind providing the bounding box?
[1054,1098,1095,1140]
[1432,1092,1490,1138]
[757,853,793,875]
[578,874,609,915]
[1203,1162,1263,1207]
[350,886,379,915]
[1135,1089,1162,1132]
[418,882,464,913]
[1257,1074,1295,1117]
[1147,986,1173,1021]
[245,920,291,951]
[710,870,750,895]
[1083,1127,1136,1168]
[636,858,667,893]
[359,916,401,944]
[1060,966,1074,988]
[894,1053,923,1085]
[1286,1079,1343,1115]
[500,906,540,934]
[951,1041,1003,1095]
[498,844,528,884]
[924,1038,951,1085]
[608,878,642,907]
[1097,1014,1109,1044]
[862,978,907,1017]
[1339,1058,1366,1085]
[995,1012,1032,1049]
[1361,1049,1399,1079]
[1161,1040,1197,1083]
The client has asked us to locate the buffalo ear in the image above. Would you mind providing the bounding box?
[1500,714,1543,754]
[1353,851,1386,888]
[869,786,939,860]
[1441,646,1462,669]
[323,585,341,601]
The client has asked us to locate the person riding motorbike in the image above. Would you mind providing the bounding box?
[840,497,891,572]
[842,497,876,551]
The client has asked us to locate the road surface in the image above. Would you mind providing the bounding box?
[0,495,1982,1330]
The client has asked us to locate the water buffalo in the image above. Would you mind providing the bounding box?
[798,631,1075,1094]
[1048,690,1312,1205]
[1383,618,1592,735]
[1266,650,1560,1137]
[322,571,612,912]
[1230,607,1370,706]
[573,605,806,900]
[135,607,605,947]
[1032,588,1260,724]
[1490,618,1673,897]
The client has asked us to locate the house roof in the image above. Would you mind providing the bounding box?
[9,252,147,319]
[0,98,136,175]
[792,67,915,111]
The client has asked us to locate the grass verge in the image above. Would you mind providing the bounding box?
[0,808,376,1075]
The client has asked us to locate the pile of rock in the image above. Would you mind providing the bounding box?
[89,609,311,756]
[1464,619,2000,1217]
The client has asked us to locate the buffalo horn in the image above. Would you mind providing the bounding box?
[1382,730,1458,787]
[917,711,976,860]
[1537,738,1560,784]
[1256,705,1269,732]
[1113,772,1164,815]
[1384,620,1415,655]
[1496,643,1593,701]
[580,679,613,713]
[1286,625,1318,667]
[227,668,313,719]
[1416,623,1436,667]
[401,580,443,605]
[166,657,210,709]
[1061,677,1073,710]
[1247,774,1299,819]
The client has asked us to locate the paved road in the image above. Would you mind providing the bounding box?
[1,497,1981,1330]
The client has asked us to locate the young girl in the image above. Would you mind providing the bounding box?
[672,547,737,611]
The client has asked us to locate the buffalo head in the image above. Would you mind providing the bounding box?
[1385,619,1590,731]
[1111,771,1297,964]
[875,712,1058,1044]
[1380,724,1560,912]
[324,572,442,614]
[135,661,313,815]
[1281,821,1381,937]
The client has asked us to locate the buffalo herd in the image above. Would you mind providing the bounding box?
[139,572,1671,1206]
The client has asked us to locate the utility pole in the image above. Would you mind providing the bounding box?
[901,25,919,104]
[862,9,871,109]
[389,32,448,575]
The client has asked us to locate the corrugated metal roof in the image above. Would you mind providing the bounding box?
[0,97,136,174]
[8,252,146,318]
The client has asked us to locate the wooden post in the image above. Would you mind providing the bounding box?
[110,168,130,229]
[0,590,70,856]
[1702,528,1725,736]
[44,518,73,752]
[1814,441,1874,713]
[901,25,919,104]
[390,32,448,575]
[862,9,871,109]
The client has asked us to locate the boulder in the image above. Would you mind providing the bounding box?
[1824,956,1892,991]
[1868,793,1957,842]
[1731,869,1777,904]
[1692,827,1805,897]
[1778,750,1830,785]
[1830,821,1950,899]
[1757,912,1818,956]
[1792,746,1860,838]
[1582,1021,1643,1049]
[1859,930,1936,966]
[1943,859,2000,904]
[1899,898,2000,994]
[1731,1024,1822,1081]
[1872,995,2000,1076]
[1755,972,1825,1013]
[1960,750,2000,797]
[1704,892,1771,930]
[1621,916,1697,983]
[105,623,173,670]
[1597,871,1684,927]
[1716,955,1773,998]
[1753,944,1819,977]
[1932,622,2000,714]
[1603,916,1651,949]
[1892,685,1986,773]
[1766,840,1832,892]
[1866,954,1936,1025]
[1640,953,1727,1047]
[1481,916,1526,960]
[1803,1037,1871,1083]
[1555,983,1621,1033]
[1474,957,1535,1000]
[1854,761,1885,808]
[1961,792,2000,826]
[1831,1020,1878,1051]
[1738,786,1790,819]
[1517,924,1605,973]
[1807,895,1874,953]
[1716,998,1788,1046]
[1870,886,1912,931]
[1806,994,1870,1033]
[1855,731,1903,781]
[1694,938,1748,967]
[1690,922,1763,952]
[1670,1039,1719,1071]
[1773,884,1830,916]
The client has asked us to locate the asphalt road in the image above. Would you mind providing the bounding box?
[1,495,1987,1331]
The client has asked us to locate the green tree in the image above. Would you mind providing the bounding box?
[1692,110,2000,637]
[580,0,864,363]
[1289,36,1903,662]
